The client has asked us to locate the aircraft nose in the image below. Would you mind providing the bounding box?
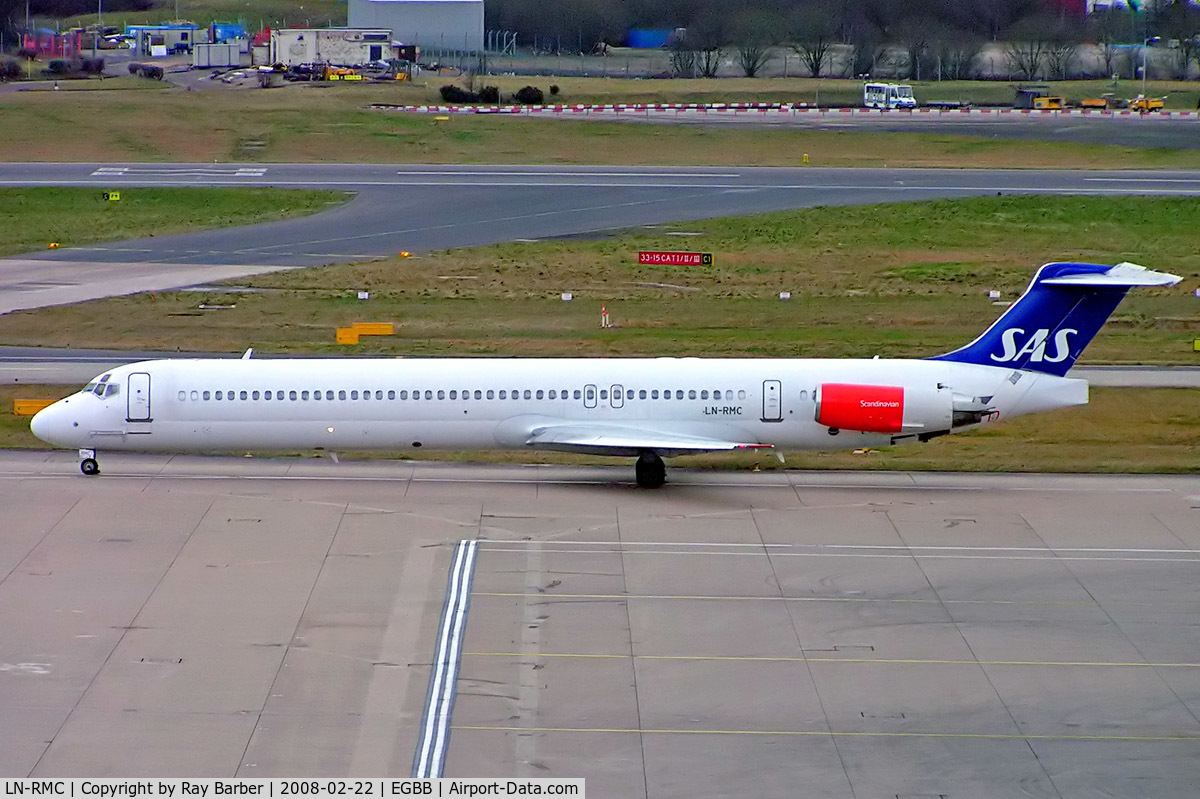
[30,402,67,446]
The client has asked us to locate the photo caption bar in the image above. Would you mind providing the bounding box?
[0,781,584,799]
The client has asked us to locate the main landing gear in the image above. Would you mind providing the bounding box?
[635,452,666,489]
[79,448,100,476]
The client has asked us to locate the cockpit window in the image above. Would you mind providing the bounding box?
[103,384,120,397]
[84,373,114,397]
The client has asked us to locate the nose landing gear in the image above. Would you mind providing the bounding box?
[79,449,100,476]
[635,452,666,489]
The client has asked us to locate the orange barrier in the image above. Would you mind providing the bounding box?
[352,322,395,336]
[13,399,56,416]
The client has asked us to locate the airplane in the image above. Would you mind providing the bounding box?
[30,261,1180,488]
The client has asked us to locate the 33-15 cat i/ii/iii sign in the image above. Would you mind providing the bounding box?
[637,251,713,266]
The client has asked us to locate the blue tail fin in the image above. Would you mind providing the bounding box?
[931,262,1180,377]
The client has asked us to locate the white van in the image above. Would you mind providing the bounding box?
[863,83,917,109]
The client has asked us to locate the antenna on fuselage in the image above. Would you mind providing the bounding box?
[241,348,253,360]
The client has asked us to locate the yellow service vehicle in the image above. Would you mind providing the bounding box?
[1130,94,1165,112]
[1032,95,1066,110]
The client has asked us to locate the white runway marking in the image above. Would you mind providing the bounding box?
[413,539,478,779]
[89,166,267,177]
[476,547,1200,563]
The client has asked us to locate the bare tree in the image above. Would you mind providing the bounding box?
[930,25,983,80]
[1004,15,1054,80]
[732,10,781,77]
[893,17,937,80]
[667,34,696,77]
[791,3,838,78]
[1088,7,1134,79]
[687,10,727,78]
[1044,17,1083,80]
[1159,0,1200,79]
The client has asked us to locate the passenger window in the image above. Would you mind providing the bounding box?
[676,390,684,399]
[239,391,247,400]
[799,390,808,401]
[388,390,397,400]
[338,390,345,400]
[423,390,432,400]
[177,391,186,401]
[190,390,199,401]
[290,390,298,400]
[215,391,223,400]
[487,390,495,399]
[265,390,272,400]
[302,391,310,400]
[461,389,469,399]
[399,390,407,400]
[437,390,445,400]
[738,389,747,400]
[523,389,531,400]
[600,389,608,400]
[475,390,483,399]
[314,390,322,401]
[364,391,371,400]
[574,389,582,400]
[549,389,557,400]
[626,389,634,399]
[252,391,260,400]
[688,390,697,400]
[350,390,358,400]
[326,391,334,400]
[373,390,381,400]
[203,391,211,400]
[701,390,709,400]
[639,390,647,399]
[499,390,507,400]
[450,390,458,400]
[651,390,659,399]
[536,389,543,400]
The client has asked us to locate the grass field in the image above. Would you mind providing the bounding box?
[3,81,1200,168]
[58,0,346,30]
[445,76,1200,111]
[3,383,1197,472]
[0,195,1195,364]
[0,187,350,258]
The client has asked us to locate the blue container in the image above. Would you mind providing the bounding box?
[626,29,673,49]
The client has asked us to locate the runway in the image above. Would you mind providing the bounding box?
[2,451,1200,795]
[2,164,1200,314]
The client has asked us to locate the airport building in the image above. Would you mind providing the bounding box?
[348,0,484,54]
[269,28,393,66]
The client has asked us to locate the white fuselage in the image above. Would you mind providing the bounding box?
[31,357,1088,456]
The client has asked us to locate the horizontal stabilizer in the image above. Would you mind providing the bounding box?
[1039,262,1181,287]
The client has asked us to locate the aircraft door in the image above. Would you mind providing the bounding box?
[761,379,782,422]
[610,384,624,409]
[584,384,598,409]
[127,372,152,422]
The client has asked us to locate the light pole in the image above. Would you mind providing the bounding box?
[1142,35,1160,97]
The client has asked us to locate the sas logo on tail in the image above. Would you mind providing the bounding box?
[990,328,1077,364]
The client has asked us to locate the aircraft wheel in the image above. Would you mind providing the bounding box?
[80,458,100,476]
[635,453,666,488]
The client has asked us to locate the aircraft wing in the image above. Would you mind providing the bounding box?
[524,423,772,458]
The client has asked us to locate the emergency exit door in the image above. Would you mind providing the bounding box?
[127,372,151,422]
[761,380,782,422]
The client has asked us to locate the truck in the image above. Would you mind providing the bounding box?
[1130,94,1165,112]
[863,83,917,109]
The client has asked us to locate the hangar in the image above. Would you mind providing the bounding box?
[348,0,484,54]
